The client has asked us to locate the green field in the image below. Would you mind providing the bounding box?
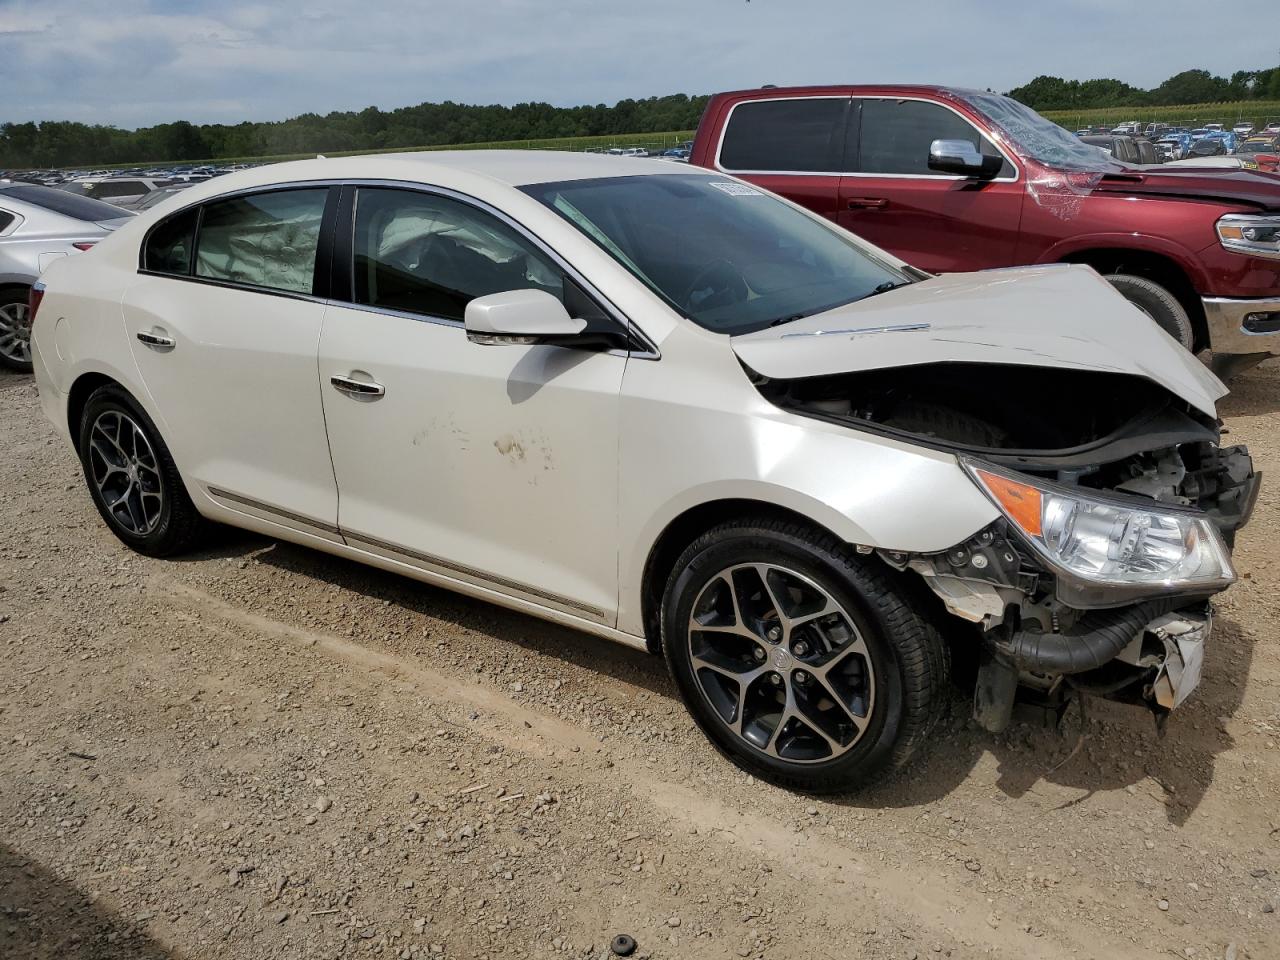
[78,97,1280,171]
[94,130,697,170]
[1042,100,1280,130]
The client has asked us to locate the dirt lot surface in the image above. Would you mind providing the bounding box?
[2,365,1279,960]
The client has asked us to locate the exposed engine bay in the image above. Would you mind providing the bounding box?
[760,361,1258,535]
[756,361,1261,731]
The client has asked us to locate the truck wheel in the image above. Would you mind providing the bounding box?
[661,517,949,792]
[0,288,33,373]
[1105,274,1194,351]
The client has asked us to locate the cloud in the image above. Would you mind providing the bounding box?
[1,0,1277,128]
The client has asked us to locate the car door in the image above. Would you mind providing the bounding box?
[713,95,851,221]
[837,97,1025,272]
[122,185,342,539]
[318,185,628,625]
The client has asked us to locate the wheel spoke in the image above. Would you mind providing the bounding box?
[88,410,164,536]
[686,561,876,767]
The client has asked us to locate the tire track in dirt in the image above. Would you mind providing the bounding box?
[161,574,1163,960]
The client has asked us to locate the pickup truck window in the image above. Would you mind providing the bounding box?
[856,99,1012,177]
[719,98,847,173]
[523,173,910,336]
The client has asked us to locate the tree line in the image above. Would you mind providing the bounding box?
[1007,66,1280,112]
[0,95,710,169]
[6,64,1280,169]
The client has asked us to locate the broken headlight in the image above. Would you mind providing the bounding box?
[963,460,1235,606]
[1216,213,1280,260]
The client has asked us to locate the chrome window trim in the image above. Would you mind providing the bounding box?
[714,95,851,177]
[0,206,23,236]
[715,93,1021,184]
[134,177,661,360]
[136,269,333,307]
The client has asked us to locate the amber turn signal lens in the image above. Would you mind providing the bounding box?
[975,469,1042,537]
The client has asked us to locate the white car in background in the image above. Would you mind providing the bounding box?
[0,183,133,370]
[28,153,1257,791]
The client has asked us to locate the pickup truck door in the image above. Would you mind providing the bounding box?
[837,97,1025,273]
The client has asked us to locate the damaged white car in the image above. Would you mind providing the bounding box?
[29,153,1259,792]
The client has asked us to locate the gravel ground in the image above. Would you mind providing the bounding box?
[2,363,1279,960]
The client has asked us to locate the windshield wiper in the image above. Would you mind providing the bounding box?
[865,280,908,298]
[767,313,808,328]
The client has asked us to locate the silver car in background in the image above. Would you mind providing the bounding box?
[0,183,133,371]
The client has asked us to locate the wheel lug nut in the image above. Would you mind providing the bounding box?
[766,626,781,642]
[795,670,809,685]
[753,646,766,662]
[769,673,783,686]
[793,641,810,657]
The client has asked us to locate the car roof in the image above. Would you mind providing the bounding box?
[162,150,694,202]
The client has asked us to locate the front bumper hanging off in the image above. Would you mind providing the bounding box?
[975,602,1213,732]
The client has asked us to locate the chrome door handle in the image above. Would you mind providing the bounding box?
[330,374,385,398]
[136,331,175,348]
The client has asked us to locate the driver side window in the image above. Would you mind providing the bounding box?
[854,99,1012,177]
[352,188,565,321]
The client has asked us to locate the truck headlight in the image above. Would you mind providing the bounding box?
[964,461,1234,604]
[1217,214,1280,259]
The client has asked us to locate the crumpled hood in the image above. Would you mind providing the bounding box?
[731,264,1227,417]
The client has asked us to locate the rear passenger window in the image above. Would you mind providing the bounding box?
[0,209,15,233]
[856,99,1011,177]
[91,181,145,200]
[719,98,847,172]
[351,187,564,321]
[144,207,199,276]
[195,188,329,295]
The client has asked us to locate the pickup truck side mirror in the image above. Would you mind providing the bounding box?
[928,139,1004,180]
[464,289,588,346]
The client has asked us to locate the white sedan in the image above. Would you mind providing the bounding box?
[30,152,1256,791]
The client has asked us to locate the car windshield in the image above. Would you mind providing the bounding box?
[0,183,132,222]
[1237,140,1274,154]
[521,173,912,335]
[952,91,1113,171]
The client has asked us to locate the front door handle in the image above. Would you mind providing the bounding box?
[136,330,175,348]
[846,197,888,210]
[330,373,386,399]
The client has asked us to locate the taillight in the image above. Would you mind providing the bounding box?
[71,241,97,252]
[28,281,45,322]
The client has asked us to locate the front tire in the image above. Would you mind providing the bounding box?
[661,518,949,792]
[78,384,205,557]
[0,288,33,372]
[1105,274,1195,351]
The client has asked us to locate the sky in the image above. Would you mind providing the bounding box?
[1,0,1278,129]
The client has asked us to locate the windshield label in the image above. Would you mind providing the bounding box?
[709,181,764,197]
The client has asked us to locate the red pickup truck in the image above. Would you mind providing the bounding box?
[690,85,1280,376]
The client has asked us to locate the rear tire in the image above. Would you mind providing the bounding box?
[0,288,33,373]
[1105,274,1195,350]
[661,517,949,793]
[78,384,205,557]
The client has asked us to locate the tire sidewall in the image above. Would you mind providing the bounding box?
[1105,274,1194,350]
[78,386,180,553]
[663,527,908,789]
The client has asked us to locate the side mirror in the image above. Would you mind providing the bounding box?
[464,289,588,346]
[928,139,1004,180]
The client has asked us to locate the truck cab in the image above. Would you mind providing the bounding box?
[691,85,1280,376]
